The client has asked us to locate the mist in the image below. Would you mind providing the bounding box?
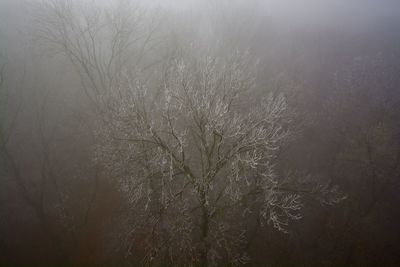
[1,0,400,266]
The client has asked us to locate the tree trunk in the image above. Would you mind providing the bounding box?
[199,190,209,267]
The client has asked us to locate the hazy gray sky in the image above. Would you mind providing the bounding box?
[1,0,399,28]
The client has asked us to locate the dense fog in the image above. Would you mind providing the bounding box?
[1,0,400,266]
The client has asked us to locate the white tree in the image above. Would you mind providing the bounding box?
[94,51,343,266]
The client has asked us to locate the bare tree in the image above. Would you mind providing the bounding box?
[0,52,103,265]
[94,51,343,266]
[34,0,161,107]
[320,54,400,266]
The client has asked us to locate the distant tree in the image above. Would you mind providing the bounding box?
[0,40,103,267]
[34,0,161,107]
[322,54,400,266]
